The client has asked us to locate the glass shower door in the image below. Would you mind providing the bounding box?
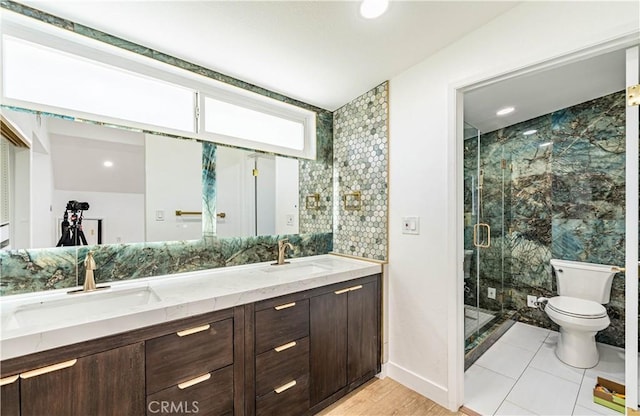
[463,122,483,350]
[463,122,510,356]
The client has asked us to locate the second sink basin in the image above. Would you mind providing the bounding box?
[4,286,161,331]
[260,262,331,277]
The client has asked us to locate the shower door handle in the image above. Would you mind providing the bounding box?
[473,223,491,248]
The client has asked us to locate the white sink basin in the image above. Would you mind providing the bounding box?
[260,262,331,277]
[3,286,161,331]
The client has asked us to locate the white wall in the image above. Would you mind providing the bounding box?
[387,1,639,410]
[1,110,52,249]
[145,134,202,242]
[30,150,53,247]
[30,117,54,248]
[11,147,30,248]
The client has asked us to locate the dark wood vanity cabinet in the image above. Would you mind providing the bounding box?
[310,276,380,408]
[0,375,20,416]
[253,296,311,416]
[1,308,236,416]
[1,272,381,416]
[20,342,145,416]
[247,273,381,416]
[145,317,235,416]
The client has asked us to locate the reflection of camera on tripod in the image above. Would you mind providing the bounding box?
[56,200,90,247]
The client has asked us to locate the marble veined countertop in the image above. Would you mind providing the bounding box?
[0,254,381,361]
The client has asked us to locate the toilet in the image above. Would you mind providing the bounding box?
[545,259,618,369]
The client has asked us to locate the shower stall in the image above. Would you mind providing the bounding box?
[463,121,516,364]
[462,87,629,367]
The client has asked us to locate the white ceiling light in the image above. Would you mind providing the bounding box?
[103,160,114,167]
[523,129,537,136]
[360,0,389,19]
[496,106,515,116]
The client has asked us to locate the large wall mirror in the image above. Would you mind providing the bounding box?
[1,107,328,250]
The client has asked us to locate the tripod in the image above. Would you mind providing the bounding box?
[56,209,88,246]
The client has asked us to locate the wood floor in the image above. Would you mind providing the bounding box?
[315,377,466,416]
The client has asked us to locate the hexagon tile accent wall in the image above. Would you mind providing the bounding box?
[333,82,389,261]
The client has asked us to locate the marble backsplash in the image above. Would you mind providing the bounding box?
[464,91,629,348]
[0,233,333,295]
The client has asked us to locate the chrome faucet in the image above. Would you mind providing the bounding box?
[274,239,294,265]
[83,251,97,291]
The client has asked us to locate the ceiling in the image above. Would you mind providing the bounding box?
[11,1,628,133]
[46,117,145,194]
[464,48,627,134]
[18,0,519,111]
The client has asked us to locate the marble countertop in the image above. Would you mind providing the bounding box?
[0,254,381,361]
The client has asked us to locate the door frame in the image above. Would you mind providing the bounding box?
[624,45,639,412]
[449,35,640,410]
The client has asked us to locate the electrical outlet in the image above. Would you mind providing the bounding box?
[487,287,496,299]
[527,295,538,308]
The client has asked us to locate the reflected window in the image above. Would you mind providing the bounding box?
[204,96,304,150]
[2,36,195,132]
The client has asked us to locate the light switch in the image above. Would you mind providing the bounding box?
[155,210,165,221]
[402,217,419,235]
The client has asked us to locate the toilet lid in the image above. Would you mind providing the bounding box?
[547,296,607,319]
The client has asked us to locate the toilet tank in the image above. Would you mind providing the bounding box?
[550,259,617,304]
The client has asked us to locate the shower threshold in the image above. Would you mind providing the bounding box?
[464,309,517,370]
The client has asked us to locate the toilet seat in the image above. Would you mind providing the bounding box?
[547,296,607,319]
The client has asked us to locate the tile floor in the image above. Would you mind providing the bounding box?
[465,322,636,416]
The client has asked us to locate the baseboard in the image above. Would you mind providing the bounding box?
[376,363,388,379]
[386,361,450,409]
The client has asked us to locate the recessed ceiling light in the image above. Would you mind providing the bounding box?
[496,107,515,116]
[103,161,114,167]
[539,142,553,147]
[523,129,537,136]
[360,0,389,19]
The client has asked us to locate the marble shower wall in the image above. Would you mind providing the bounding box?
[464,91,628,348]
[332,83,389,261]
[0,1,334,296]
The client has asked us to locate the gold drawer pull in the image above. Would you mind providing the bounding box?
[178,373,211,390]
[274,341,297,352]
[274,302,296,310]
[20,359,77,379]
[0,375,19,386]
[274,380,296,394]
[335,285,362,295]
[177,324,210,337]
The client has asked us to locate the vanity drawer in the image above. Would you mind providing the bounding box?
[256,373,309,416]
[146,365,233,416]
[146,318,233,395]
[255,298,309,354]
[255,336,309,397]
